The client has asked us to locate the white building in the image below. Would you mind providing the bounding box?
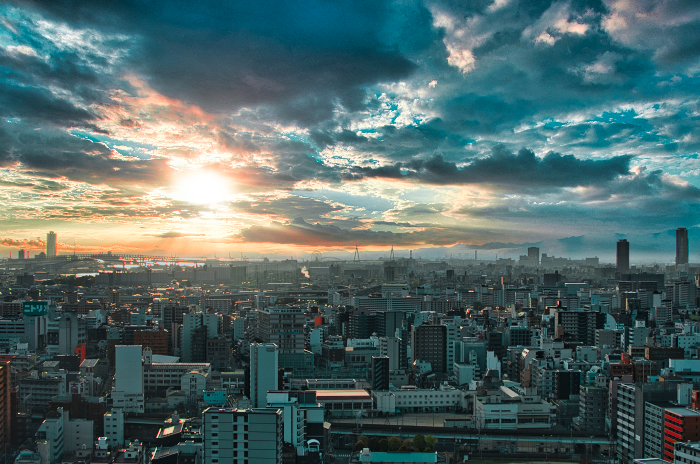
[104,409,125,447]
[115,345,143,395]
[112,345,144,413]
[35,408,93,462]
[182,371,209,400]
[373,384,469,414]
[266,391,325,456]
[474,385,556,430]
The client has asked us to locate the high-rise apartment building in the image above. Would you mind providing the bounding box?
[617,239,629,273]
[255,306,305,353]
[411,323,447,373]
[203,407,283,464]
[664,408,700,461]
[47,231,57,257]
[677,227,689,266]
[250,343,278,408]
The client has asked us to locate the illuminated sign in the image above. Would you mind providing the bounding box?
[22,301,47,316]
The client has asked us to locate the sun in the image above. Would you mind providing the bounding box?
[170,170,232,205]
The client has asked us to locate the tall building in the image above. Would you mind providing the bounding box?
[203,407,283,464]
[370,356,390,391]
[528,247,540,266]
[615,382,682,463]
[553,307,601,345]
[575,385,606,433]
[617,239,629,273]
[17,249,24,260]
[114,345,143,395]
[0,362,10,446]
[255,306,305,353]
[677,227,689,266]
[664,408,700,461]
[250,343,278,408]
[47,231,57,257]
[411,324,447,373]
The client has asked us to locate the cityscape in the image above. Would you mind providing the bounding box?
[0,229,697,464]
[1,1,700,464]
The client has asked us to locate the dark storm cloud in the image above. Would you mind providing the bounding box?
[312,120,474,162]
[0,80,98,129]
[350,145,631,188]
[0,120,166,185]
[13,0,426,123]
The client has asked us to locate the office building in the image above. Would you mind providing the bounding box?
[203,407,283,464]
[617,239,629,273]
[250,343,278,408]
[677,227,689,266]
[46,231,57,257]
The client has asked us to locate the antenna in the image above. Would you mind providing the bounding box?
[353,245,361,262]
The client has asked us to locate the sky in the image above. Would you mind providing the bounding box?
[0,0,699,262]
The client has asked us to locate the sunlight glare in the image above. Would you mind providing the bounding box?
[171,170,232,205]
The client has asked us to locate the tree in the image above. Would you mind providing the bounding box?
[354,435,369,452]
[388,437,401,451]
[378,438,389,452]
[412,434,426,451]
[425,435,437,451]
[369,437,380,452]
[399,438,413,451]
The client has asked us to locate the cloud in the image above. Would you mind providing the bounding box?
[351,145,632,189]
[0,236,45,249]
[603,0,700,68]
[235,217,485,247]
[156,231,205,238]
[13,0,426,124]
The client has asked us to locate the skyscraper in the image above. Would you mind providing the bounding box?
[528,247,540,266]
[46,231,57,257]
[250,343,278,408]
[676,227,689,266]
[617,239,629,273]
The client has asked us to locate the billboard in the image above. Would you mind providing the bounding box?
[22,301,48,316]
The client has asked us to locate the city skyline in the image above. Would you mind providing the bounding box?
[1,1,699,259]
